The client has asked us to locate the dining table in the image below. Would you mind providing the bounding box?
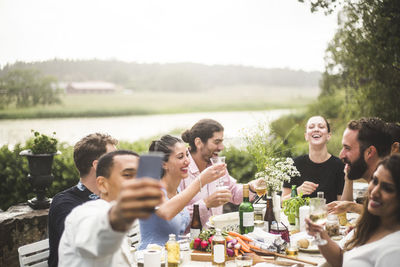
[134,211,359,267]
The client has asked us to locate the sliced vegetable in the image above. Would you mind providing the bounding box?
[235,237,251,253]
[226,248,235,257]
[227,242,233,249]
[228,231,253,242]
[234,243,241,250]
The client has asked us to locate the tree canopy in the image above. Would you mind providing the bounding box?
[0,68,62,108]
[301,0,400,122]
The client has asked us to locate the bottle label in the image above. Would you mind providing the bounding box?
[190,228,201,239]
[213,244,225,263]
[243,212,254,227]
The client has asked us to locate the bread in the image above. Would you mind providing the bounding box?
[297,238,310,249]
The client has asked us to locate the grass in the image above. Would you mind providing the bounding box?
[0,85,319,119]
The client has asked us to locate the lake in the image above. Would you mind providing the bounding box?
[0,109,291,147]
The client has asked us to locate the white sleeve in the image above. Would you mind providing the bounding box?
[375,247,400,267]
[64,201,126,258]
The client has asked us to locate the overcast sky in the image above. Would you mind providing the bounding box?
[0,0,338,71]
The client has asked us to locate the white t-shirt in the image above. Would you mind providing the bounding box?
[342,230,400,267]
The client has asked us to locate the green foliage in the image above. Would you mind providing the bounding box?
[242,121,293,172]
[0,142,78,211]
[1,60,321,92]
[0,144,34,211]
[221,146,257,184]
[0,68,62,109]
[25,130,58,154]
[302,0,400,122]
[0,136,263,211]
[118,138,153,154]
[282,194,310,224]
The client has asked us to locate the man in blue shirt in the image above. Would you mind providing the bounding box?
[48,133,118,267]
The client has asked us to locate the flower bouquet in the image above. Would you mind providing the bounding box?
[254,157,300,195]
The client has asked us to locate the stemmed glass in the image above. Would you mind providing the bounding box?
[309,198,328,246]
[254,179,267,198]
[210,156,227,190]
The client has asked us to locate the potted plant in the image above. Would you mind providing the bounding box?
[282,194,309,225]
[20,130,60,209]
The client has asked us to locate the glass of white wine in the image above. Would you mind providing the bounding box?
[309,198,328,246]
[254,179,267,197]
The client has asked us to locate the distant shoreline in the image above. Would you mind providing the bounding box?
[0,88,317,120]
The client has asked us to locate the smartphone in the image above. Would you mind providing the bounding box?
[136,152,164,180]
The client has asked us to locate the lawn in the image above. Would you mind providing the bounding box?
[0,85,319,119]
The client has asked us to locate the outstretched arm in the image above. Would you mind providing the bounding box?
[156,164,227,220]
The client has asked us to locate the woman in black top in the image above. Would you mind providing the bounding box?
[282,116,345,203]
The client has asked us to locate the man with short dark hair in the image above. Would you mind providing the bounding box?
[48,133,118,267]
[58,150,163,267]
[327,117,392,214]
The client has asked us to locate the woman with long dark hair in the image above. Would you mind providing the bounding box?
[138,135,226,249]
[306,154,400,267]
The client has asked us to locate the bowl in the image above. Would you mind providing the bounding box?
[210,212,239,232]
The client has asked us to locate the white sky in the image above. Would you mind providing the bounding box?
[0,0,338,71]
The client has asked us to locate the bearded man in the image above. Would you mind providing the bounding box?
[327,117,392,214]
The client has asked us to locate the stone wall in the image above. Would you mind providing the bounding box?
[0,204,48,267]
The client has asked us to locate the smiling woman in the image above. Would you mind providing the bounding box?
[138,134,227,249]
[282,115,345,203]
[305,154,400,267]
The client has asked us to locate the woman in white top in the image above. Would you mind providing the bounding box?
[306,154,400,267]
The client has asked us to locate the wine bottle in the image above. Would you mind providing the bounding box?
[190,204,202,239]
[239,184,254,234]
[263,196,276,232]
[291,185,297,198]
[211,228,226,266]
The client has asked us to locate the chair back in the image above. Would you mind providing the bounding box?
[127,220,141,249]
[18,238,49,267]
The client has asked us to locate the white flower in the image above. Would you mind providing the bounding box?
[255,157,300,193]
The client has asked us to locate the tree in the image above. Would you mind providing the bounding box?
[0,68,62,108]
[300,0,400,122]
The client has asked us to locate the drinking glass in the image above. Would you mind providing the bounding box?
[235,255,253,267]
[210,156,227,190]
[254,179,267,197]
[309,198,328,246]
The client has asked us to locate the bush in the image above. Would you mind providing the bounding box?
[222,146,257,184]
[0,137,262,211]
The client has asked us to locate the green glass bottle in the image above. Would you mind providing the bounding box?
[239,184,254,234]
[291,185,298,198]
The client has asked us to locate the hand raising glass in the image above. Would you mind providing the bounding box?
[308,197,328,246]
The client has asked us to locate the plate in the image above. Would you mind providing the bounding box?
[299,246,320,253]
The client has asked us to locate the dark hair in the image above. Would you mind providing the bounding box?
[181,119,224,152]
[149,135,183,177]
[387,122,400,143]
[74,133,118,178]
[344,154,400,250]
[96,150,139,179]
[306,115,331,133]
[347,117,392,157]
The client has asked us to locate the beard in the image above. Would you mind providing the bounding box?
[345,155,368,180]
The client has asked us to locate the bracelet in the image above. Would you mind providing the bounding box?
[198,176,202,192]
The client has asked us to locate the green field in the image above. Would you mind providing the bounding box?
[0,85,319,119]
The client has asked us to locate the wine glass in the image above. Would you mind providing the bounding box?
[210,156,227,190]
[254,179,267,197]
[309,198,328,246]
